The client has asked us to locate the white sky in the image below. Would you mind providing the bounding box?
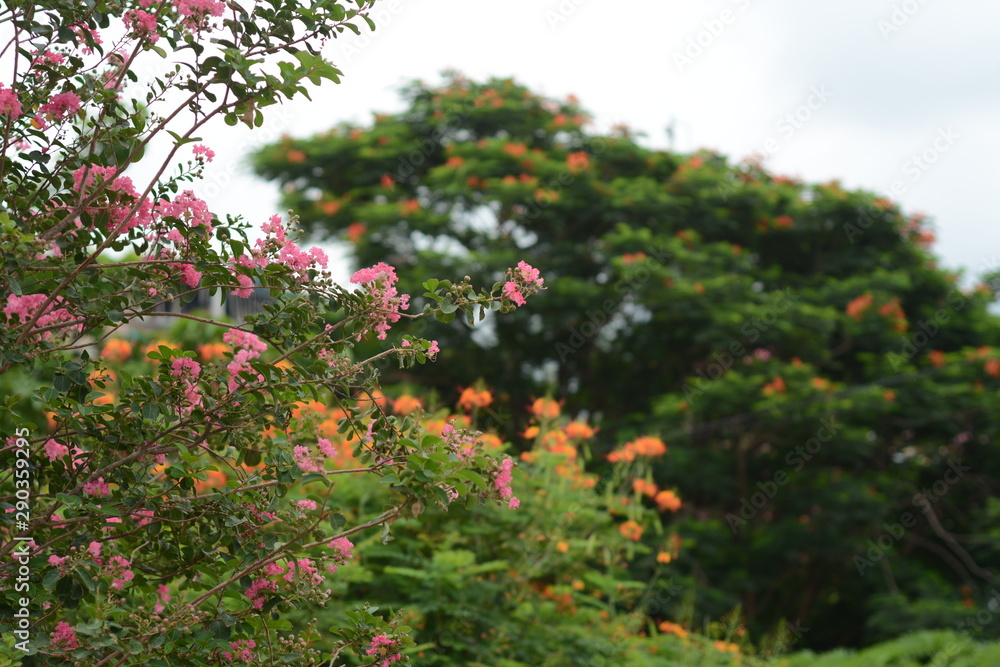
[185,0,1000,284]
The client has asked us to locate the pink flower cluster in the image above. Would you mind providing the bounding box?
[325,536,354,574]
[34,91,81,128]
[154,584,171,614]
[3,293,81,342]
[82,477,110,497]
[124,9,160,42]
[72,164,154,235]
[192,144,215,162]
[0,83,23,120]
[494,457,520,509]
[366,634,403,667]
[174,0,225,30]
[156,189,214,231]
[222,329,267,392]
[503,261,545,307]
[170,357,203,415]
[280,558,325,586]
[245,577,277,610]
[105,555,134,590]
[51,621,79,650]
[247,214,329,284]
[350,262,410,340]
[292,437,337,474]
[223,639,256,663]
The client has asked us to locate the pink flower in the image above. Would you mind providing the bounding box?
[223,329,267,392]
[263,562,285,576]
[3,293,81,342]
[427,340,440,358]
[192,144,215,161]
[51,622,79,651]
[123,9,160,42]
[296,499,318,511]
[508,497,521,510]
[349,262,410,340]
[36,91,82,126]
[44,439,69,461]
[82,477,110,497]
[328,537,354,561]
[245,577,276,610]
[317,437,337,458]
[223,639,256,662]
[232,273,254,298]
[503,281,525,306]
[0,84,23,120]
[366,634,403,666]
[48,555,66,567]
[88,541,102,557]
[292,445,323,473]
[105,555,134,590]
[517,260,543,285]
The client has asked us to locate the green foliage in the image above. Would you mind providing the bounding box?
[254,73,1000,650]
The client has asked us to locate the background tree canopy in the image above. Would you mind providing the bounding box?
[252,73,1000,650]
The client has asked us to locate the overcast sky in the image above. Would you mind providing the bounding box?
[190,0,1000,285]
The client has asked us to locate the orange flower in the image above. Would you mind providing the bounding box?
[446,156,465,168]
[656,551,673,564]
[618,520,644,541]
[194,469,228,494]
[502,142,527,157]
[457,387,493,411]
[393,394,422,416]
[632,436,667,457]
[478,433,504,450]
[655,490,682,513]
[522,426,540,440]
[101,339,133,364]
[566,151,590,173]
[986,358,1000,377]
[762,377,786,396]
[292,400,327,420]
[556,541,569,553]
[571,579,585,591]
[775,214,794,228]
[197,342,229,362]
[400,199,420,216]
[381,173,395,188]
[466,175,481,188]
[286,149,306,163]
[633,479,659,497]
[846,293,873,319]
[534,188,559,203]
[714,640,740,654]
[530,397,560,420]
[320,200,341,216]
[929,350,945,367]
[564,421,595,440]
[347,222,366,242]
[883,389,896,402]
[810,377,830,391]
[659,621,687,639]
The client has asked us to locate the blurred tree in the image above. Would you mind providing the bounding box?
[253,73,1000,649]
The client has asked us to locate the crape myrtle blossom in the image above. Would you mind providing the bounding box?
[350,262,409,340]
[249,214,329,282]
[3,293,81,342]
[223,329,267,392]
[502,260,545,307]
